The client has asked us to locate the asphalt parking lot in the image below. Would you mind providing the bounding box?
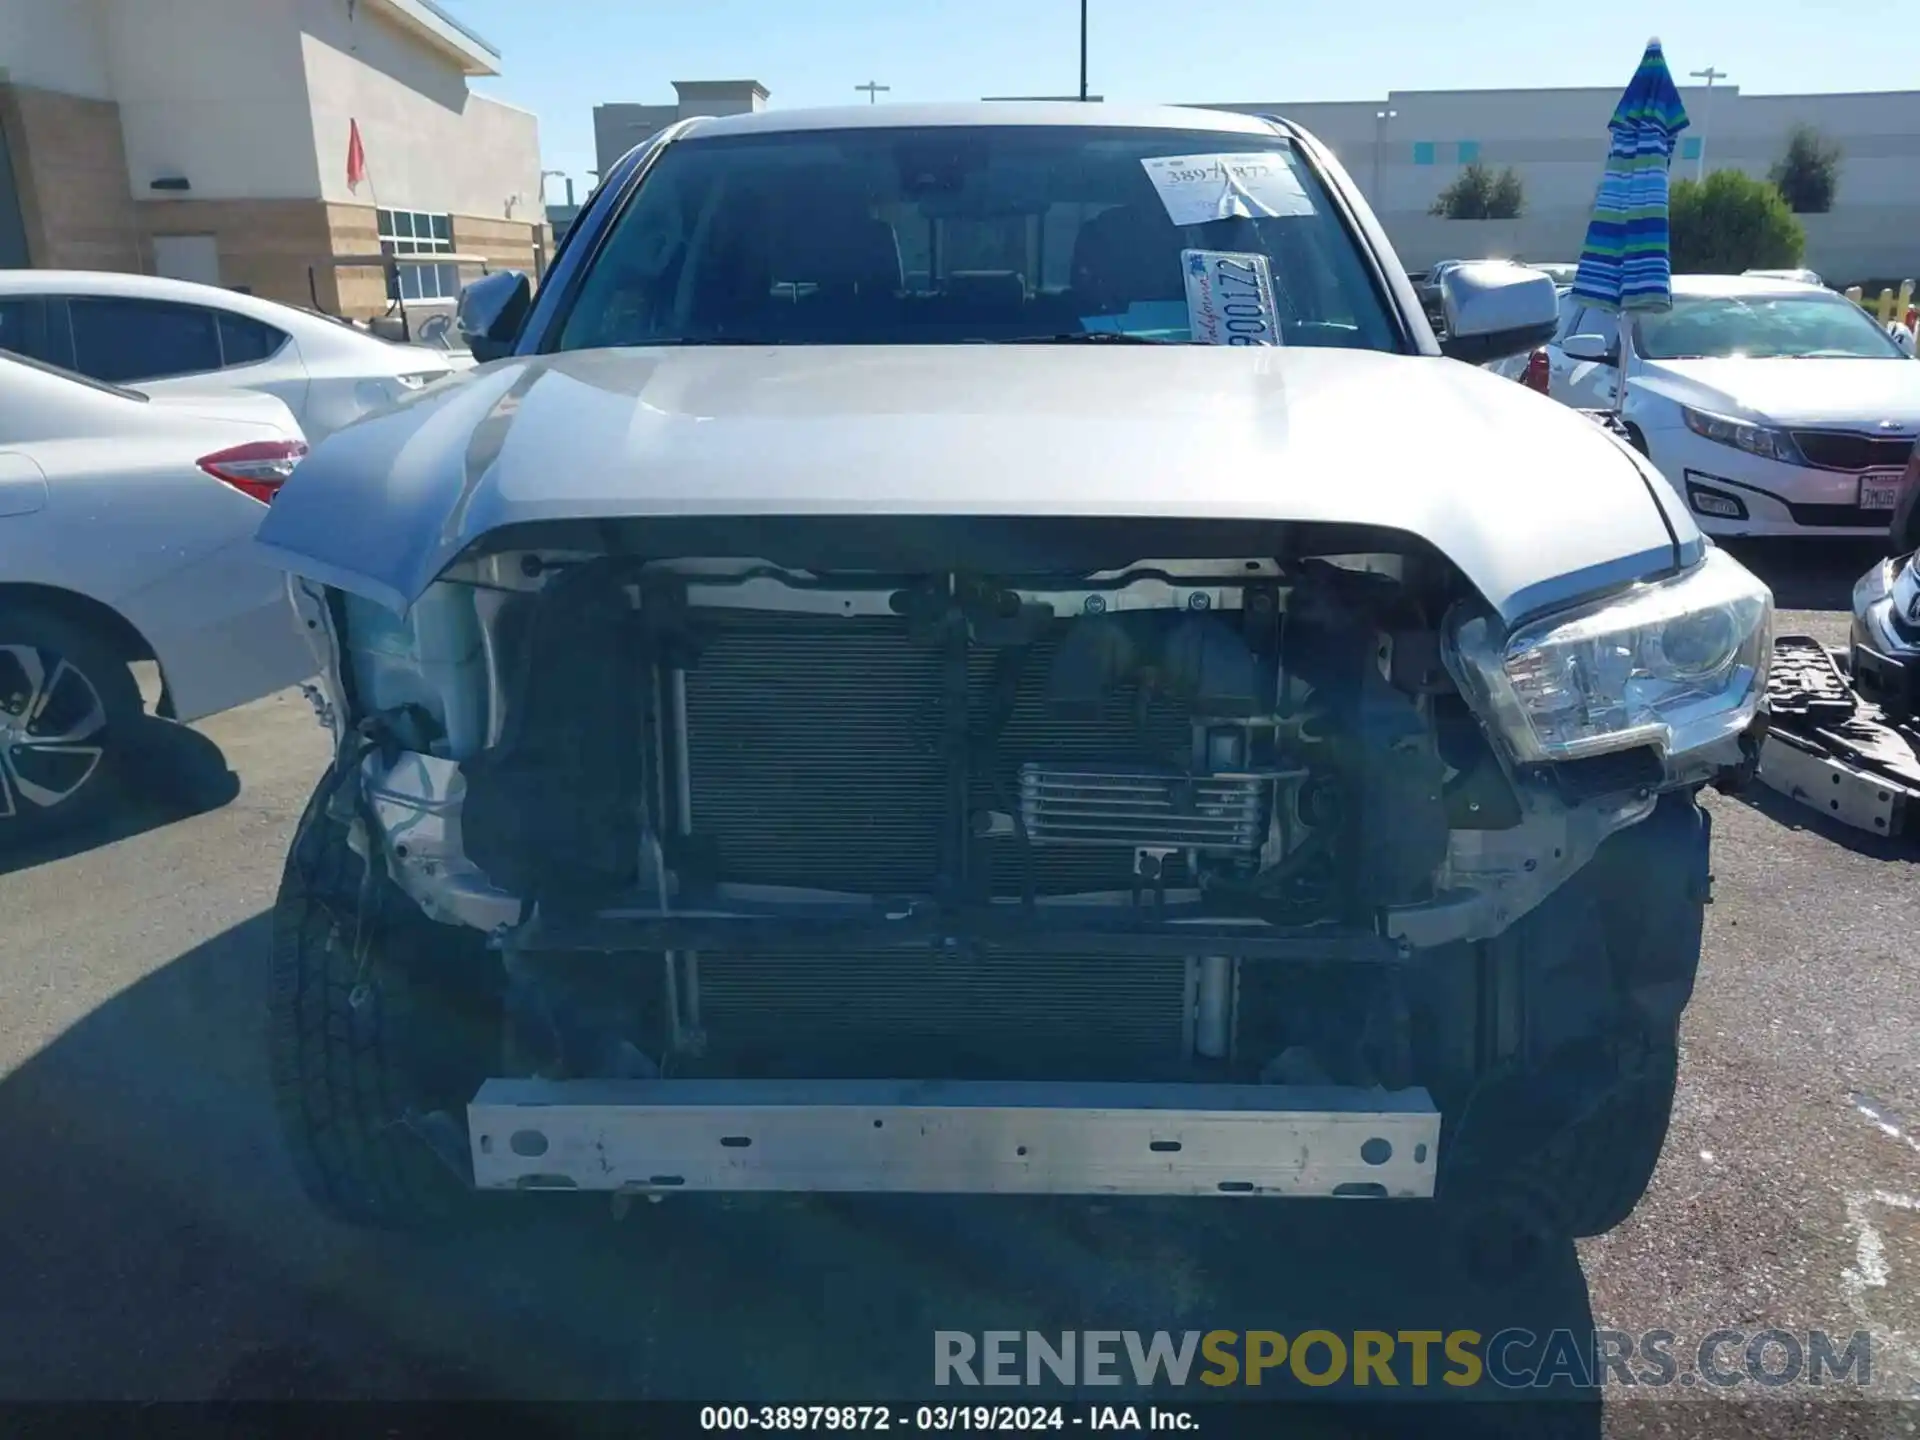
[0,541,1915,1436]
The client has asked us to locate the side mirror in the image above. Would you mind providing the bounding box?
[1437,261,1559,365]
[456,270,533,364]
[1562,332,1618,365]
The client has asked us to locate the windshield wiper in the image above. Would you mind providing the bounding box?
[987,332,1177,345]
[651,336,799,346]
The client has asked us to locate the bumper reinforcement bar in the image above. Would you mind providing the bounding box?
[467,1078,1441,1199]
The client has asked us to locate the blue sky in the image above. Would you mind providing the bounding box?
[447,0,1915,202]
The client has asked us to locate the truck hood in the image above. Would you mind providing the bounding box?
[255,345,1687,626]
[1634,355,1920,428]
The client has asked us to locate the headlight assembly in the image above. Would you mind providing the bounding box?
[1446,547,1774,766]
[1681,404,1802,464]
[1894,552,1920,627]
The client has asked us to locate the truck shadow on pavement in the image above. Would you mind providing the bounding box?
[0,909,1602,1437]
[0,717,240,877]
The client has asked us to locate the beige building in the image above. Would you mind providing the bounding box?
[593,80,770,178]
[1198,84,1920,283]
[0,0,550,318]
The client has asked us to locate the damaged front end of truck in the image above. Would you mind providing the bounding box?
[274,508,1768,1236]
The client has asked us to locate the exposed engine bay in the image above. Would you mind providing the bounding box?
[296,518,1677,1112]
[462,550,1462,923]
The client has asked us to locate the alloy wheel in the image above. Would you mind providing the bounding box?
[0,643,109,819]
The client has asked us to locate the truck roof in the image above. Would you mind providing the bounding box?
[678,101,1284,140]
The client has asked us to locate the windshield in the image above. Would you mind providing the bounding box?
[1633,292,1904,360]
[552,126,1400,351]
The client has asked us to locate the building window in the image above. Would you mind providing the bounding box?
[1412,142,1436,166]
[1457,141,1481,164]
[1680,137,1703,161]
[377,208,459,302]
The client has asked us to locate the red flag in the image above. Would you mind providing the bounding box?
[346,119,366,193]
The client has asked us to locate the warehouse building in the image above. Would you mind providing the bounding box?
[1197,83,1920,283]
[0,0,549,318]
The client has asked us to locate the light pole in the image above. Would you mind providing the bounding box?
[1373,108,1398,205]
[1079,0,1088,101]
[1689,66,1726,181]
[855,80,890,104]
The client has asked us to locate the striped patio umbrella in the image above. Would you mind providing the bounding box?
[1570,39,1691,324]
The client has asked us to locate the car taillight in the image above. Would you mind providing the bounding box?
[197,439,308,504]
[1521,348,1551,394]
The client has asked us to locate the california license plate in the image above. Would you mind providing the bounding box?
[1180,249,1281,346]
[1860,472,1904,510]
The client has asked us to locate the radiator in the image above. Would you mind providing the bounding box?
[683,611,1197,898]
[693,949,1191,1077]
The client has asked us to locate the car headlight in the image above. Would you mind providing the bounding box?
[1446,547,1773,765]
[1893,553,1920,627]
[1681,404,1802,464]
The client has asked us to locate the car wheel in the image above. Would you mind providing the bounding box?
[0,604,143,839]
[269,771,501,1232]
[1439,793,1702,1246]
[1443,1032,1679,1255]
[1503,1038,1678,1240]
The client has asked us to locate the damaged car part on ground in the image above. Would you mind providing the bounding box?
[257,102,1772,1244]
[1756,549,1920,839]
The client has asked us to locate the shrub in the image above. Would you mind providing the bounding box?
[1430,162,1527,220]
[1769,124,1842,214]
[1669,171,1805,273]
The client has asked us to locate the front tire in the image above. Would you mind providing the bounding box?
[1547,1041,1678,1237]
[268,774,499,1231]
[1441,793,1704,1243]
[0,604,142,839]
[1461,1037,1679,1243]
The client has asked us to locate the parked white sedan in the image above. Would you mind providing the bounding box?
[1519,275,1920,539]
[0,270,463,444]
[0,352,316,835]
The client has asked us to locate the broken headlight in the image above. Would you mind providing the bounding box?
[1446,546,1774,765]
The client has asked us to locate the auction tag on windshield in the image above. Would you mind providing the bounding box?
[1143,153,1314,227]
[1181,250,1282,346]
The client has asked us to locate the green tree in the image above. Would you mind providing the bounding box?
[1769,123,1843,214]
[1669,171,1805,273]
[1430,162,1527,220]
